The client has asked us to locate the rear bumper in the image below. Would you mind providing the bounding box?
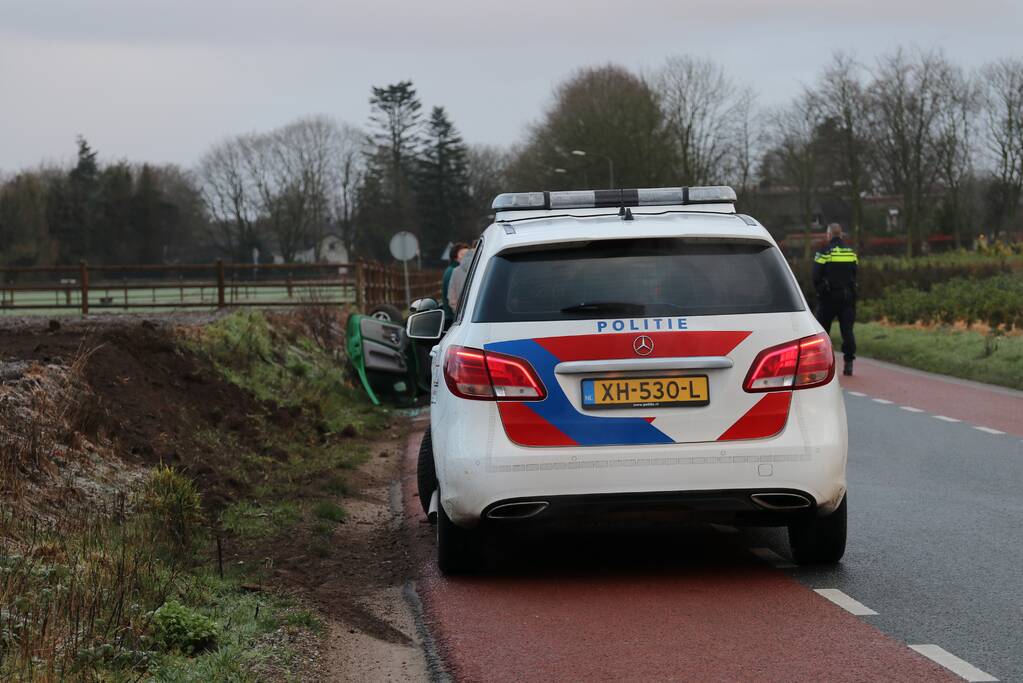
[434,384,848,527]
[481,488,823,528]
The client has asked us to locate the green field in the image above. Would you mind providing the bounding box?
[835,322,1023,391]
[0,283,356,315]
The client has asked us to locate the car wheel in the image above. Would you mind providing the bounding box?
[437,499,483,575]
[788,494,847,565]
[369,304,404,323]
[417,428,437,517]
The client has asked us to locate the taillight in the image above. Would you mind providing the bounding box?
[743,333,835,392]
[444,347,492,398]
[444,346,546,401]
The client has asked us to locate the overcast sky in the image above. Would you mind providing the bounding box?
[1,0,1021,171]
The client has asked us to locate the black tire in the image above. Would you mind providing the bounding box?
[437,500,484,575]
[788,494,847,565]
[417,428,437,516]
[369,304,404,323]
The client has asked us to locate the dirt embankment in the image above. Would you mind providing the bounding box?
[0,313,429,681]
[1,314,260,510]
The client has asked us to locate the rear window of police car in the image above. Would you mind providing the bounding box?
[473,238,803,322]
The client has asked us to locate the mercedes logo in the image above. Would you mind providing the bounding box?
[633,335,654,356]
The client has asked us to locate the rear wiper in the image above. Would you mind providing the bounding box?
[560,301,646,315]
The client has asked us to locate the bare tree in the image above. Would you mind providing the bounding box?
[980,58,1023,228]
[198,117,363,263]
[466,144,510,227]
[275,117,339,261]
[726,88,763,207]
[767,92,826,258]
[328,122,365,259]
[809,52,871,247]
[868,49,957,255]
[934,66,980,247]
[196,135,260,260]
[655,56,749,185]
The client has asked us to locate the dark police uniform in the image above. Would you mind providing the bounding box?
[812,237,858,374]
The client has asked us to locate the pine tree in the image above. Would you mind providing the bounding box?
[416,107,471,263]
[132,164,167,264]
[97,161,135,263]
[358,81,424,258]
[367,81,423,202]
[48,137,101,262]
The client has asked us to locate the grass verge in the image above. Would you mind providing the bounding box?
[0,469,313,681]
[1,309,390,680]
[837,322,1023,390]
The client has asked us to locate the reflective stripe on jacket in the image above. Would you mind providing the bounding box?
[812,238,858,293]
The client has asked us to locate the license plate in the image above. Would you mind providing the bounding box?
[581,375,710,410]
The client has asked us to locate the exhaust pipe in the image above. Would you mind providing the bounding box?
[427,490,439,524]
[750,492,812,511]
[486,501,549,520]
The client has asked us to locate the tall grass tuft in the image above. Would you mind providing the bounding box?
[141,466,204,552]
[0,502,172,680]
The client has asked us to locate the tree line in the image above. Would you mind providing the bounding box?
[1,47,1021,267]
[510,50,1023,256]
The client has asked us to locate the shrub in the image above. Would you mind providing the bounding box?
[864,274,1023,331]
[791,251,1022,307]
[142,466,204,550]
[283,609,324,632]
[151,600,219,655]
[312,501,346,523]
[191,311,387,435]
[219,501,299,540]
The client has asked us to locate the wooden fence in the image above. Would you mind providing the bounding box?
[0,260,442,315]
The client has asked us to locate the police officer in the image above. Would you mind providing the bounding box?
[813,223,858,376]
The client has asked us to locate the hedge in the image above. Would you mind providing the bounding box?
[859,275,1023,331]
[791,251,1023,308]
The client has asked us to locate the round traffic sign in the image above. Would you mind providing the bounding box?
[389,231,419,262]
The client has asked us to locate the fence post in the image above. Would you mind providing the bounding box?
[79,260,89,315]
[354,261,366,311]
[216,259,225,308]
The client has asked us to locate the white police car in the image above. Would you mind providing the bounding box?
[407,186,847,574]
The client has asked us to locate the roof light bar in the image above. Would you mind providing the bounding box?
[491,186,736,211]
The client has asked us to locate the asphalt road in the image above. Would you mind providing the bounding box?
[754,362,1023,682]
[406,359,1023,682]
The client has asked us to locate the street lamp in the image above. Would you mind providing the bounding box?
[570,149,614,189]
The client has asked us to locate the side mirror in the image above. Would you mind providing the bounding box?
[409,297,439,313]
[406,309,446,340]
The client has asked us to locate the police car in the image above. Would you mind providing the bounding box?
[407,186,848,574]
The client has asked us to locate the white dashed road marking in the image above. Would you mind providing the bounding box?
[908,644,998,682]
[750,547,796,569]
[846,390,1013,441]
[813,588,878,616]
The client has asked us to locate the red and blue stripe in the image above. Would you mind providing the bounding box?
[486,331,753,447]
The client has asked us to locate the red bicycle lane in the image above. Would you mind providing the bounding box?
[401,425,957,683]
[839,357,1023,438]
